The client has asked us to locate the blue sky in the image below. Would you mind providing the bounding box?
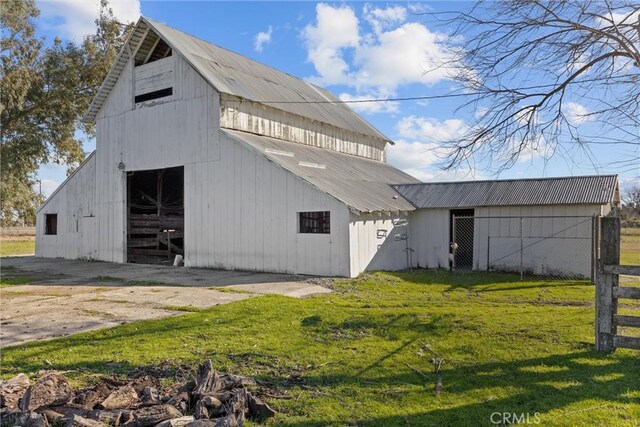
[35,1,639,197]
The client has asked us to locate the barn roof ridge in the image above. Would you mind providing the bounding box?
[84,16,391,144]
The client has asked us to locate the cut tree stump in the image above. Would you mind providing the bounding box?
[63,414,103,427]
[247,393,276,419]
[155,416,195,427]
[1,373,31,411]
[21,374,73,411]
[124,404,182,427]
[140,387,160,407]
[73,383,112,409]
[98,386,139,410]
[193,361,222,397]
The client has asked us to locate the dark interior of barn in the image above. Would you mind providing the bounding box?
[127,166,184,264]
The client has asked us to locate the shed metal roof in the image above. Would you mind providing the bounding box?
[223,130,419,213]
[85,17,390,143]
[394,175,619,209]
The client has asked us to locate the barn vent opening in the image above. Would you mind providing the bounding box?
[135,87,173,103]
[127,166,184,264]
[45,214,58,235]
[450,209,474,269]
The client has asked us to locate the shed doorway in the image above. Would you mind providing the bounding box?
[450,209,474,269]
[127,166,184,264]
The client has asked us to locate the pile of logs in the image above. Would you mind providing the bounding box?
[0,360,275,427]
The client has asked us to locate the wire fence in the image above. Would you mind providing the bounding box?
[452,215,597,281]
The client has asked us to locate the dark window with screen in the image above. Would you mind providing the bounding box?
[299,211,330,234]
[45,214,58,235]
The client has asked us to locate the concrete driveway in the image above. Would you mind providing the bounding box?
[0,257,332,347]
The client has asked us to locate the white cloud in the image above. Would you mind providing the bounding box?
[387,139,481,182]
[396,115,467,142]
[565,102,592,125]
[38,0,141,42]
[302,3,360,85]
[363,4,407,35]
[254,25,273,53]
[302,3,455,109]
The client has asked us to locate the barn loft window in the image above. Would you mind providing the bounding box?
[135,88,173,103]
[45,214,58,235]
[299,211,330,234]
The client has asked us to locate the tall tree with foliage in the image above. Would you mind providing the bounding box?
[436,1,639,171]
[0,0,130,226]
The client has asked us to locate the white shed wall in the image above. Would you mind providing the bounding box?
[409,204,607,277]
[348,213,412,275]
[36,154,98,259]
[473,205,602,277]
[409,209,451,269]
[183,131,351,277]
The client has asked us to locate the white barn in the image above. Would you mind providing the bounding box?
[36,17,620,278]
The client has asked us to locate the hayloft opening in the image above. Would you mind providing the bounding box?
[135,34,172,66]
[127,166,184,264]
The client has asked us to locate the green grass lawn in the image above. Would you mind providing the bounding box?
[0,239,35,257]
[621,228,640,265]
[2,271,639,426]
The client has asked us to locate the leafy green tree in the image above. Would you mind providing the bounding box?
[0,0,130,226]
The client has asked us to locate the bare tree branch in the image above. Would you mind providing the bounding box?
[432,0,640,171]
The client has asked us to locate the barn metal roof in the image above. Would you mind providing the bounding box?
[85,17,390,143]
[223,130,419,213]
[394,175,619,209]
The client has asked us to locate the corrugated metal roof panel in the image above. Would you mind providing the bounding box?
[223,130,419,213]
[394,175,618,208]
[86,17,390,143]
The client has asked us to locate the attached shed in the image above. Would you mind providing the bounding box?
[396,175,620,277]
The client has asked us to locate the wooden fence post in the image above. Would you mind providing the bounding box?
[595,217,620,352]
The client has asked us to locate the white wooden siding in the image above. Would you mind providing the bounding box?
[410,209,450,269]
[183,131,351,276]
[38,53,353,276]
[348,213,412,275]
[36,154,98,259]
[220,94,387,162]
[134,56,174,96]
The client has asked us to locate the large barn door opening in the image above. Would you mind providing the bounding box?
[450,209,474,269]
[127,166,184,264]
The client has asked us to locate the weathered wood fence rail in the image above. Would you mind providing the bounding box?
[595,217,640,352]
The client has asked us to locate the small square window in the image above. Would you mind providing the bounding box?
[299,211,330,234]
[45,214,58,235]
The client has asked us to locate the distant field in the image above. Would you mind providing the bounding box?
[621,228,640,265]
[0,240,35,257]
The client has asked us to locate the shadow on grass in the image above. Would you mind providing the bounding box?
[278,350,640,426]
[385,269,591,294]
